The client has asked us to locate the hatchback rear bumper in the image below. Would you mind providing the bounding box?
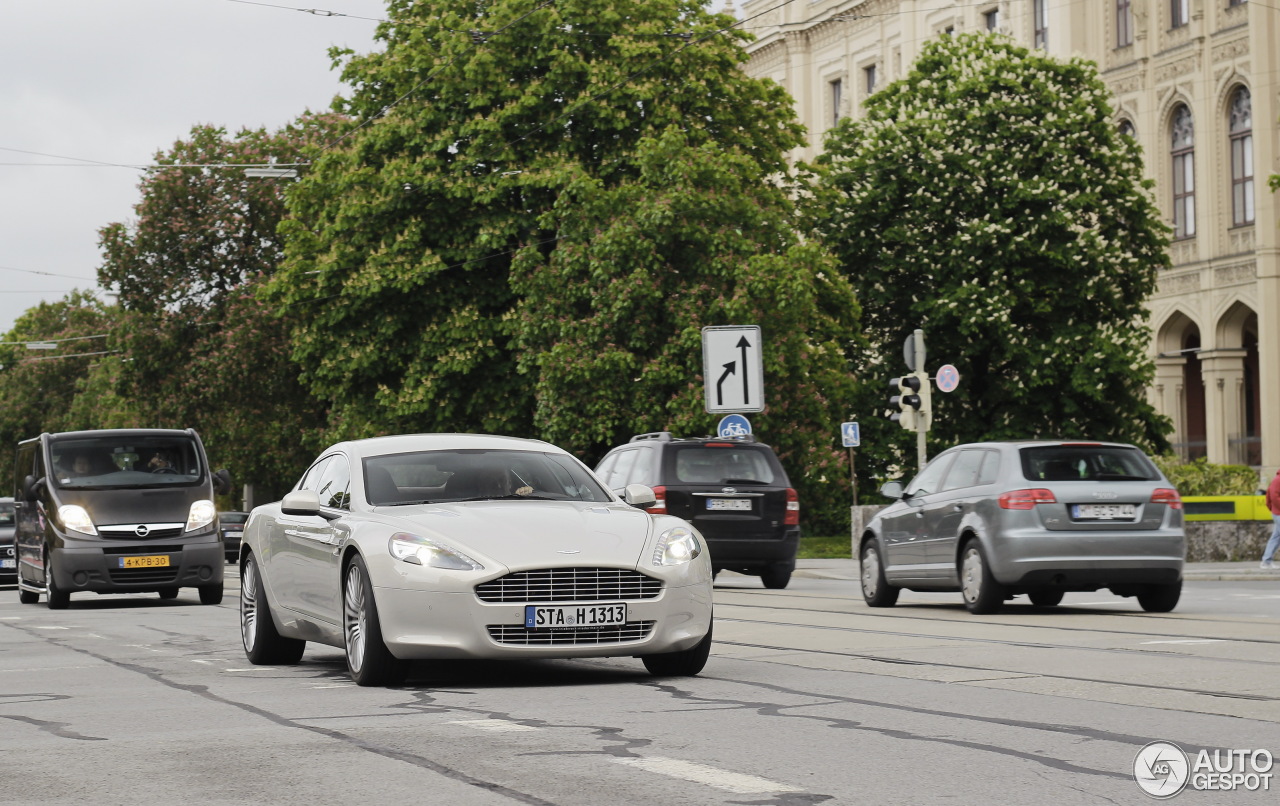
[990,528,1184,589]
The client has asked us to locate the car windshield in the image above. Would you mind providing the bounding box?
[1020,445,1159,482]
[50,435,205,490]
[0,502,13,526]
[362,449,612,506]
[670,445,777,485]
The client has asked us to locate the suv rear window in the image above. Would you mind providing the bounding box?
[670,445,778,485]
[1020,445,1159,482]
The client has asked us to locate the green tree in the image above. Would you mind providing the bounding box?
[808,33,1172,483]
[98,119,339,500]
[265,0,807,441]
[513,129,862,530]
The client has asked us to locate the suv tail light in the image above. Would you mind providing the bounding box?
[784,488,800,525]
[649,486,667,515]
[1150,488,1182,509]
[998,489,1057,510]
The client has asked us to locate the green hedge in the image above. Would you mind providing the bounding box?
[1153,456,1260,497]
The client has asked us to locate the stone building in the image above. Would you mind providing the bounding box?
[738,0,1279,477]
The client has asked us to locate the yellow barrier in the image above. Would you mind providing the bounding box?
[1181,495,1270,521]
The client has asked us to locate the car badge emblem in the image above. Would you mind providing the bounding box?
[722,487,736,495]
[557,549,581,555]
[134,525,150,537]
[1092,492,1119,500]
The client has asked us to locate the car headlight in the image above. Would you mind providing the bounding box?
[185,500,216,532]
[58,505,97,536]
[652,526,701,566]
[388,532,484,571]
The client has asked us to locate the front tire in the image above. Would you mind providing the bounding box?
[860,542,899,607]
[760,565,792,590]
[240,553,305,665]
[343,556,406,686]
[960,541,1005,615]
[1137,581,1181,613]
[199,582,224,605]
[45,552,69,610]
[642,621,712,676]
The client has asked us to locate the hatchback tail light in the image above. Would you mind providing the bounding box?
[784,488,800,525]
[649,485,667,515]
[1150,488,1182,509]
[998,489,1057,510]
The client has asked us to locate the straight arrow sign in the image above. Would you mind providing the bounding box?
[702,326,764,413]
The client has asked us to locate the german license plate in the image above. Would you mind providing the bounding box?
[707,498,751,511]
[1072,504,1136,520]
[524,603,627,629]
[0,559,14,569]
[119,555,171,569]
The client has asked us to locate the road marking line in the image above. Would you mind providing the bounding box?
[449,719,539,732]
[613,757,802,794]
[33,625,71,630]
[313,685,355,689]
[1141,639,1225,644]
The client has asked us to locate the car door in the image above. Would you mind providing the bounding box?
[880,453,955,577]
[286,454,350,627]
[265,456,331,617]
[922,449,989,574]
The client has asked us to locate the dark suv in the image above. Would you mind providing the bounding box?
[595,432,799,588]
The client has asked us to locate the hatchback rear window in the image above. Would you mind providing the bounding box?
[670,446,778,485]
[1020,446,1159,482]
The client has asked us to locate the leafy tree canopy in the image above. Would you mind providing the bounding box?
[807,32,1172,481]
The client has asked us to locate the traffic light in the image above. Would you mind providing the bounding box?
[889,375,922,432]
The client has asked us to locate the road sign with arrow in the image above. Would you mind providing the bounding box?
[702,326,764,413]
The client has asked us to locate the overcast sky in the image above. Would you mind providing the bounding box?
[0,0,744,337]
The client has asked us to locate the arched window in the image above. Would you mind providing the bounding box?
[1229,87,1254,226]
[1118,119,1135,138]
[1171,105,1195,239]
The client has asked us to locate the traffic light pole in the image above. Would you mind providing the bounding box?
[911,330,929,471]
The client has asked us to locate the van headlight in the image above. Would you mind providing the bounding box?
[388,533,484,571]
[652,526,701,566]
[59,505,97,536]
[185,500,216,532]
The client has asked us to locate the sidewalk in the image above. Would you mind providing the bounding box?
[792,559,1280,583]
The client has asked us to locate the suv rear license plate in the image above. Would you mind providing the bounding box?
[119,555,171,569]
[707,499,752,511]
[525,603,627,629]
[1071,504,1136,520]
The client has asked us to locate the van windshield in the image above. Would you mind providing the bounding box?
[50,435,205,490]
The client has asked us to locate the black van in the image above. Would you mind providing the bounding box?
[14,429,232,609]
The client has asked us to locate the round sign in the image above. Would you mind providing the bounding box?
[936,364,961,393]
[717,414,752,438]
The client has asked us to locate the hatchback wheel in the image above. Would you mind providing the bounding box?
[343,556,406,686]
[860,542,899,607]
[960,542,1005,614]
[1028,590,1064,608]
[1137,581,1181,613]
[642,621,712,676]
[241,553,305,665]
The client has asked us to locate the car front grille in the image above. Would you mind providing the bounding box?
[475,568,663,603]
[487,622,656,645]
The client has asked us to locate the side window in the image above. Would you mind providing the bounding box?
[608,450,638,489]
[977,451,1001,486]
[941,450,985,492]
[13,445,35,498]
[905,453,956,497]
[315,455,352,510]
[297,457,332,493]
[627,449,654,486]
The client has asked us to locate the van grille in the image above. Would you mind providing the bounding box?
[475,568,662,603]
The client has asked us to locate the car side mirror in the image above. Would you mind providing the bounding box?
[623,484,657,509]
[23,474,44,503]
[879,481,904,500]
[281,489,322,517]
[213,468,233,496]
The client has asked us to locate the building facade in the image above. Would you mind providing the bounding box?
[739,0,1279,476]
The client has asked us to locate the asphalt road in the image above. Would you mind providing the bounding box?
[1,569,1278,805]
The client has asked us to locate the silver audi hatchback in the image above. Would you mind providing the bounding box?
[859,441,1185,614]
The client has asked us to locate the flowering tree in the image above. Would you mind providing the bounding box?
[808,33,1172,478]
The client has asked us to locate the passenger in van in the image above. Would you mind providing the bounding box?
[62,454,96,479]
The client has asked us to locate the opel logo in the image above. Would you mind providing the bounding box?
[722,487,737,495]
[134,525,150,537]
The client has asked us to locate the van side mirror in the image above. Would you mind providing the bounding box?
[23,474,44,503]
[213,468,233,496]
[281,489,321,517]
[623,484,657,509]
[879,481,904,500]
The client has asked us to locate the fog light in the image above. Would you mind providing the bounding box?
[198,566,212,581]
[73,571,88,586]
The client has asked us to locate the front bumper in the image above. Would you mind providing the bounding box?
[373,580,713,661]
[50,540,225,592]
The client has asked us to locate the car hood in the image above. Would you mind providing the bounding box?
[376,500,654,570]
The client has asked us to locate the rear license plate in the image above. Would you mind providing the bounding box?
[524,603,627,629]
[0,559,14,569]
[707,498,752,511]
[1072,504,1136,520]
[119,555,171,569]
